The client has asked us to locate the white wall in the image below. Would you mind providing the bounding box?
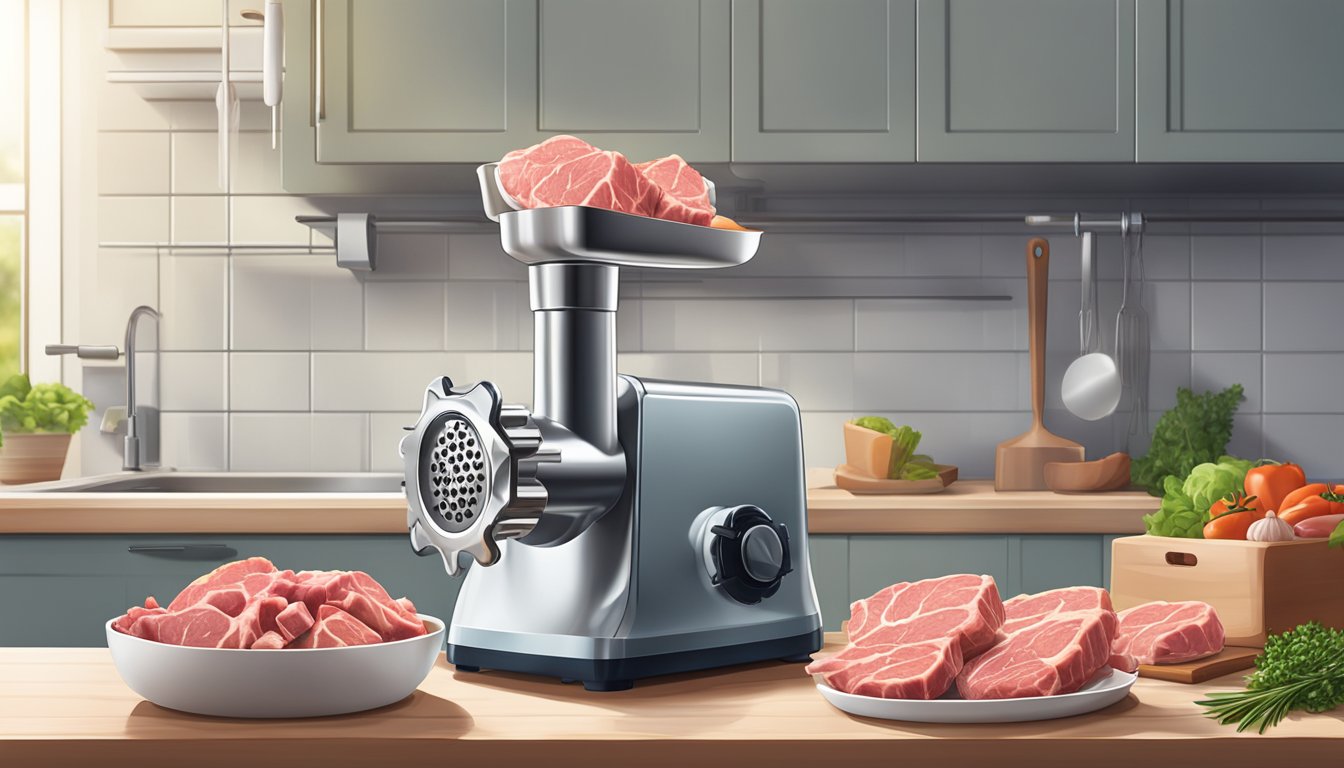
[64,2,1344,478]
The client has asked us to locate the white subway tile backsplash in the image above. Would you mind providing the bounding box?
[905,235,981,277]
[369,412,417,472]
[448,234,529,280]
[98,133,169,195]
[171,196,227,243]
[619,353,759,387]
[855,288,1025,351]
[160,413,228,471]
[799,412,855,468]
[231,254,364,350]
[229,413,367,472]
[170,132,221,195]
[1263,282,1344,351]
[443,281,527,351]
[852,352,1026,412]
[1192,235,1261,280]
[1263,354,1344,413]
[230,132,286,194]
[366,282,447,350]
[760,353,855,411]
[366,234,450,281]
[159,353,227,411]
[1263,235,1344,280]
[641,299,853,352]
[229,353,310,411]
[98,83,170,131]
[1262,415,1344,477]
[230,196,323,245]
[160,254,227,349]
[81,250,159,343]
[734,234,905,278]
[1191,282,1262,351]
[98,197,169,243]
[1135,235,1191,281]
[1145,281,1192,351]
[311,352,533,412]
[1191,352,1261,413]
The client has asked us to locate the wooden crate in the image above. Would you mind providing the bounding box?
[1110,535,1344,647]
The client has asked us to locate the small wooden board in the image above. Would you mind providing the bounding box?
[1137,646,1260,684]
[833,464,958,495]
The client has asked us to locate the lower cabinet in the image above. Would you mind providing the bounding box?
[0,535,462,647]
[805,534,1115,631]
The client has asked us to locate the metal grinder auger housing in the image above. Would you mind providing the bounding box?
[399,166,822,691]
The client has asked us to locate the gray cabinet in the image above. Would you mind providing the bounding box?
[1136,0,1344,161]
[1009,535,1105,596]
[315,0,537,164]
[917,0,1136,161]
[0,535,461,647]
[536,0,730,161]
[282,0,729,191]
[807,535,849,631]
[731,0,916,161]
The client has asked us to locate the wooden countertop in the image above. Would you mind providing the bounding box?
[0,470,1154,535]
[1,635,1337,767]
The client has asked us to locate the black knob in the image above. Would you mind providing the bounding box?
[707,505,792,605]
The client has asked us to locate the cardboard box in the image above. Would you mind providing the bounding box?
[1110,535,1344,647]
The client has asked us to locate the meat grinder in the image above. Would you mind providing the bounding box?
[398,169,822,691]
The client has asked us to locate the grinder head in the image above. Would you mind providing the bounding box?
[401,377,548,575]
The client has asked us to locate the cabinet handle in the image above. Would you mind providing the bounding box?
[128,544,234,555]
[314,0,325,123]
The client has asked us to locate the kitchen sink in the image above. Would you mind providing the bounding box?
[10,472,405,494]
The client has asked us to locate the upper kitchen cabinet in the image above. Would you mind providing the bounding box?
[916,0,1136,161]
[731,0,917,162]
[1136,0,1344,161]
[309,0,538,163]
[534,0,730,161]
[282,0,729,191]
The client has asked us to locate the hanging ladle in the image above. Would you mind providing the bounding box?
[1060,220,1122,420]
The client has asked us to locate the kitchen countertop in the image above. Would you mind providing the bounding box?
[0,469,1154,535]
[1,634,1336,767]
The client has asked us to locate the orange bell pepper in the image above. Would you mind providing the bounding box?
[1245,462,1307,514]
[1278,483,1337,512]
[1279,492,1344,527]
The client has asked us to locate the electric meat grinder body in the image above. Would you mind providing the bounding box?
[401,176,822,691]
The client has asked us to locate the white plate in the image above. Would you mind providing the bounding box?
[816,667,1137,724]
[106,614,445,718]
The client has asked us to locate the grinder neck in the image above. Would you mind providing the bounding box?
[529,262,620,454]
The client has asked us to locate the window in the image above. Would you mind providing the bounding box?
[0,0,25,381]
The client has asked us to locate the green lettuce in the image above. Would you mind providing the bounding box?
[1143,455,1252,538]
[851,417,928,480]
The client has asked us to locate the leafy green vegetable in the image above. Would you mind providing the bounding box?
[1131,384,1245,496]
[0,374,95,443]
[1198,622,1344,733]
[1142,455,1251,537]
[851,417,931,480]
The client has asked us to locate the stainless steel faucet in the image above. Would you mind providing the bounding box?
[46,305,162,471]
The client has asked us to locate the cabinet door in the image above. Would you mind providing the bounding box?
[536,0,730,162]
[1136,0,1344,161]
[847,535,1010,604]
[1009,535,1104,597]
[732,0,916,162]
[315,0,538,163]
[917,0,1136,161]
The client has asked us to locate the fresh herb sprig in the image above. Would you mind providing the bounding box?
[1197,622,1344,733]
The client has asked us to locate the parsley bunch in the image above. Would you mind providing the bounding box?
[1131,384,1244,496]
[1197,622,1344,733]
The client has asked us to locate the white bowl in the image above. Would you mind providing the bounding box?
[106,614,445,718]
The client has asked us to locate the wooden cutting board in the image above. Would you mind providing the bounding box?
[1137,646,1260,684]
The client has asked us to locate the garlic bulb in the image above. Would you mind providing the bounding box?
[1247,510,1294,542]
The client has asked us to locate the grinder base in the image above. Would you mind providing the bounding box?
[448,630,822,692]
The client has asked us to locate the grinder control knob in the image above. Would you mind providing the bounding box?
[697,505,792,605]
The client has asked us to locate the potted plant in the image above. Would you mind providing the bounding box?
[0,374,95,484]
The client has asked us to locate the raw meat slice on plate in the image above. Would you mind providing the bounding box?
[956,586,1119,700]
[806,574,1004,699]
[1113,600,1225,665]
[289,605,383,649]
